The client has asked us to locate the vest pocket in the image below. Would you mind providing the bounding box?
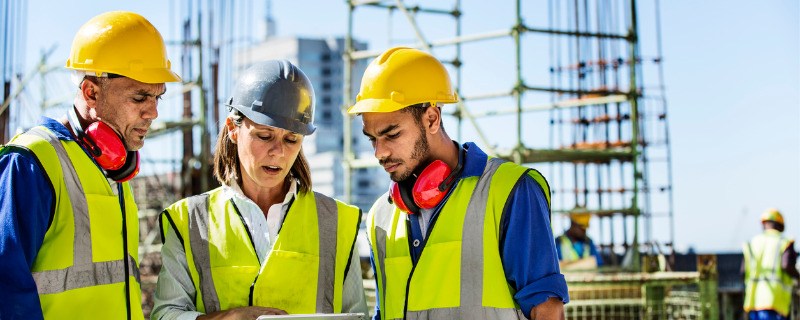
[86,193,123,262]
[211,265,260,310]
[382,256,413,316]
[407,242,461,310]
[253,250,319,313]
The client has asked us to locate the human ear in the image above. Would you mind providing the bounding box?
[81,79,100,108]
[226,117,238,143]
[424,105,442,134]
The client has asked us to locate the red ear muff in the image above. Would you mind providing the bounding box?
[106,151,140,182]
[67,109,140,182]
[390,181,413,213]
[390,178,421,214]
[387,142,466,214]
[84,121,127,170]
[388,160,455,214]
[412,160,451,210]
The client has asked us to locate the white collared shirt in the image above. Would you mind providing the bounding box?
[228,180,296,262]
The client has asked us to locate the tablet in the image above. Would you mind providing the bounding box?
[256,313,365,320]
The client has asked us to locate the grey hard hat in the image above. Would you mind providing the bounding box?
[226,60,316,135]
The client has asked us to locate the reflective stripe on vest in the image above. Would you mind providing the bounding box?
[24,128,141,293]
[182,190,355,314]
[742,231,794,316]
[314,193,339,313]
[187,194,221,312]
[370,157,541,319]
[558,235,592,262]
[370,200,392,319]
[459,157,500,307]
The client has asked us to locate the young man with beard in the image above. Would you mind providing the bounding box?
[0,11,180,319]
[349,47,568,320]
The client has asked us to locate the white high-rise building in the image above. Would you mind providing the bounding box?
[235,36,390,212]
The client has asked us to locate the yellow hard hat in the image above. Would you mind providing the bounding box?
[571,213,591,229]
[66,11,181,83]
[347,47,458,114]
[761,208,784,225]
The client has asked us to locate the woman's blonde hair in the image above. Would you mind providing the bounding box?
[213,109,312,193]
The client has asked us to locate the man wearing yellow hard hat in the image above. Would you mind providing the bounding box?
[0,11,180,319]
[742,209,798,320]
[350,47,567,319]
[555,213,604,270]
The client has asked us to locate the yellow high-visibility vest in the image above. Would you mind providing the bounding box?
[368,157,551,320]
[742,229,795,316]
[161,187,360,314]
[557,235,593,262]
[6,126,142,320]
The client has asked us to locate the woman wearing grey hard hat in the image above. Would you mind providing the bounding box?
[153,60,367,319]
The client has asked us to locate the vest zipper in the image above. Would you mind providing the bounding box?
[118,183,132,320]
[229,200,258,259]
[401,219,415,320]
[400,182,456,319]
[248,275,258,306]
[249,197,295,306]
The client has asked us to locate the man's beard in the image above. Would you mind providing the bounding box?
[386,131,430,182]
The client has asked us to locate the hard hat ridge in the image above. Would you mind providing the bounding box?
[348,47,459,114]
[66,11,180,83]
[226,60,316,136]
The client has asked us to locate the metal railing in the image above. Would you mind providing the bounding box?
[564,255,719,320]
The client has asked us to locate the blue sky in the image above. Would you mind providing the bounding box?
[18,1,799,253]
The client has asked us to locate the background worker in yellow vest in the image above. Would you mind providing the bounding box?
[349,47,568,320]
[0,11,180,320]
[152,60,367,320]
[556,213,604,270]
[742,208,798,320]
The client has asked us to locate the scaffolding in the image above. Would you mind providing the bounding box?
[564,255,719,319]
[0,0,28,143]
[0,0,727,318]
[342,0,675,271]
[343,0,696,317]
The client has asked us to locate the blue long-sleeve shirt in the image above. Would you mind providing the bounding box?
[370,142,569,319]
[0,118,84,320]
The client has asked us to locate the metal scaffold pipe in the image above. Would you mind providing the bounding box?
[343,1,355,204]
[627,0,642,271]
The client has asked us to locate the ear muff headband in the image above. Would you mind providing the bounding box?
[438,143,465,192]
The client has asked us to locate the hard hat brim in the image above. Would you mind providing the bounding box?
[231,104,316,136]
[572,221,590,229]
[120,68,182,84]
[347,98,407,114]
[67,66,182,84]
[348,97,459,114]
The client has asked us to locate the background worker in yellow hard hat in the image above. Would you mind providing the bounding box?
[555,213,604,270]
[0,11,179,319]
[742,209,798,320]
[350,47,568,320]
